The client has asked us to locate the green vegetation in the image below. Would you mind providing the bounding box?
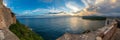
[82,16,106,20]
[9,21,44,40]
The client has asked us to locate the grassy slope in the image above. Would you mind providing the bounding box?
[9,21,44,40]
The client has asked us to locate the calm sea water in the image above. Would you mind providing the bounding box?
[17,16,105,40]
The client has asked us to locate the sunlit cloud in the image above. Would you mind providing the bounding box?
[95,0,104,5]
[111,0,117,3]
[80,0,120,16]
[66,1,82,12]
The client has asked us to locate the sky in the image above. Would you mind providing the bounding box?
[3,0,85,16]
[3,0,120,16]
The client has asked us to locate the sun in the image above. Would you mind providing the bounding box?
[70,14,75,16]
[111,0,116,3]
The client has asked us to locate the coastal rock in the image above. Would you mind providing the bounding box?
[0,30,4,40]
[0,0,16,29]
[0,0,19,40]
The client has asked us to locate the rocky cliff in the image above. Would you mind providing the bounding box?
[0,0,16,29]
[0,0,19,40]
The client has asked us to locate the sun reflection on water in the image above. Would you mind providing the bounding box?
[67,17,105,33]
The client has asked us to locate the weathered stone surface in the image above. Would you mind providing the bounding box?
[3,29,19,40]
[0,0,19,40]
[0,0,16,29]
[0,30,4,40]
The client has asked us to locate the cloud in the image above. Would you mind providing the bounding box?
[32,8,63,13]
[21,9,49,15]
[20,7,68,16]
[81,0,120,16]
[65,1,82,12]
[95,0,120,13]
[3,0,7,6]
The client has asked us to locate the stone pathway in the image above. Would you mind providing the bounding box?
[0,30,5,40]
[2,28,19,40]
[0,28,19,40]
